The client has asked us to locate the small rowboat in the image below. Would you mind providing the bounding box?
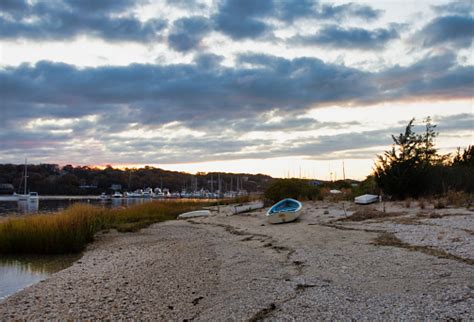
[354,194,379,205]
[178,210,211,219]
[266,198,302,224]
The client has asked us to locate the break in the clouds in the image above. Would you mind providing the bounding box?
[0,0,472,178]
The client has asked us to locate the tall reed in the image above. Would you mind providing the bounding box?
[0,200,208,255]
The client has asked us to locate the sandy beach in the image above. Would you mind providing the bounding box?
[0,201,473,320]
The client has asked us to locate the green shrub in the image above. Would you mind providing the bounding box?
[264,179,319,203]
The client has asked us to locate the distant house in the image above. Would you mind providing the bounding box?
[0,183,15,195]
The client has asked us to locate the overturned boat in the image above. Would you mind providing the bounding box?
[354,194,379,205]
[266,198,302,224]
[177,210,211,219]
[232,201,264,215]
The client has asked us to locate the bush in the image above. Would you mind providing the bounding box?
[264,179,319,203]
[374,117,472,199]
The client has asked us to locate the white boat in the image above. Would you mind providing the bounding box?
[112,191,123,198]
[177,210,211,219]
[266,198,302,224]
[142,188,153,198]
[354,194,379,205]
[17,158,39,201]
[19,191,39,201]
[329,189,342,194]
[99,192,109,199]
[232,201,264,215]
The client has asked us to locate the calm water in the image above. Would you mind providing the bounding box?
[0,254,81,301]
[0,197,155,216]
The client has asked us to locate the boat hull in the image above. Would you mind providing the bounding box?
[267,211,300,224]
[354,194,379,205]
[266,198,302,224]
[178,210,211,219]
[232,201,264,215]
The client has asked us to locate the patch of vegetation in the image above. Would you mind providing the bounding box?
[0,200,211,255]
[374,117,473,199]
[264,179,320,203]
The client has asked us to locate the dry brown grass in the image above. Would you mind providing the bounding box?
[0,200,213,255]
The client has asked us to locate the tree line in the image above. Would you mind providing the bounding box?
[0,164,273,195]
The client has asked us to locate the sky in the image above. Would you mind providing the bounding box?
[0,0,473,180]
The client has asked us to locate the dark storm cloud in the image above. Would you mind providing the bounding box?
[227,117,360,133]
[432,1,474,15]
[213,0,275,40]
[1,51,472,129]
[414,15,474,49]
[212,0,383,40]
[0,0,166,42]
[168,16,212,52]
[0,0,385,45]
[435,113,474,132]
[374,51,473,101]
[317,2,382,21]
[1,51,472,163]
[291,25,399,49]
[0,0,28,13]
[274,1,382,22]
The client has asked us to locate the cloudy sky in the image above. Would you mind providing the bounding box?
[0,0,472,179]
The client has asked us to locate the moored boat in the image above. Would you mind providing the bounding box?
[17,159,39,201]
[112,191,123,198]
[266,198,302,224]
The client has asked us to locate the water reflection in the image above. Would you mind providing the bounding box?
[0,254,80,301]
[0,197,156,216]
[17,199,39,214]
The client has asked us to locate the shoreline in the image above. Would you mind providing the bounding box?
[0,202,472,319]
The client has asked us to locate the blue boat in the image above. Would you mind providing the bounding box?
[266,198,302,224]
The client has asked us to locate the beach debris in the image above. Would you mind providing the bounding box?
[354,194,379,205]
[231,201,264,215]
[177,210,211,219]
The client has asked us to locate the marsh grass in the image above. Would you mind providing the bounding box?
[0,200,211,255]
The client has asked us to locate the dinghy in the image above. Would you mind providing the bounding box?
[354,194,379,205]
[178,210,211,219]
[232,201,264,215]
[266,198,302,224]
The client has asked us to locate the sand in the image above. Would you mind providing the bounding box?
[0,201,472,320]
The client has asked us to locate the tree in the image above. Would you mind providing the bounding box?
[373,117,439,198]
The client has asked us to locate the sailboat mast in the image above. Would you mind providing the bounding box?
[342,160,346,181]
[24,158,28,195]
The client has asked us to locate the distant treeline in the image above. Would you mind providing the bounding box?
[0,164,273,195]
